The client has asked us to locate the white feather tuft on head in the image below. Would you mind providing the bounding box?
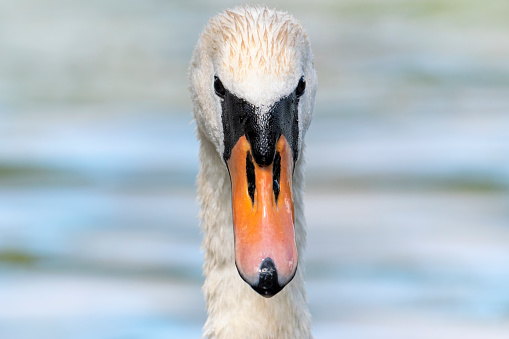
[190,5,316,162]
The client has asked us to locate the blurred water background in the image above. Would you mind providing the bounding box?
[1,0,508,338]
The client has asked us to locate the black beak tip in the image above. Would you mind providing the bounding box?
[251,258,283,298]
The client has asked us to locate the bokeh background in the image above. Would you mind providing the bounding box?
[1,0,508,338]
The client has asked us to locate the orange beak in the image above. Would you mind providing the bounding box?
[227,135,297,297]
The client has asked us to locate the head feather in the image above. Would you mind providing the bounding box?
[203,6,309,80]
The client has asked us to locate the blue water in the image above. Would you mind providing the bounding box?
[1,0,509,338]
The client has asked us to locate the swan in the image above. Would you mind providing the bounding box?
[189,6,317,339]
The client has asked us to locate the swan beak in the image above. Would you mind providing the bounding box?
[227,135,297,297]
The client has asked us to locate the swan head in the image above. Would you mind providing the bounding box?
[190,6,316,297]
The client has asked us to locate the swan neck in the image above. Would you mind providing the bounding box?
[196,131,312,338]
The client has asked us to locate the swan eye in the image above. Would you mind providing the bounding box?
[214,76,226,98]
[296,77,306,97]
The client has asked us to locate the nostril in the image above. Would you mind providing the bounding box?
[273,152,281,202]
[246,151,256,204]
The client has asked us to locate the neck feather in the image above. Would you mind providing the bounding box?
[196,130,312,339]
